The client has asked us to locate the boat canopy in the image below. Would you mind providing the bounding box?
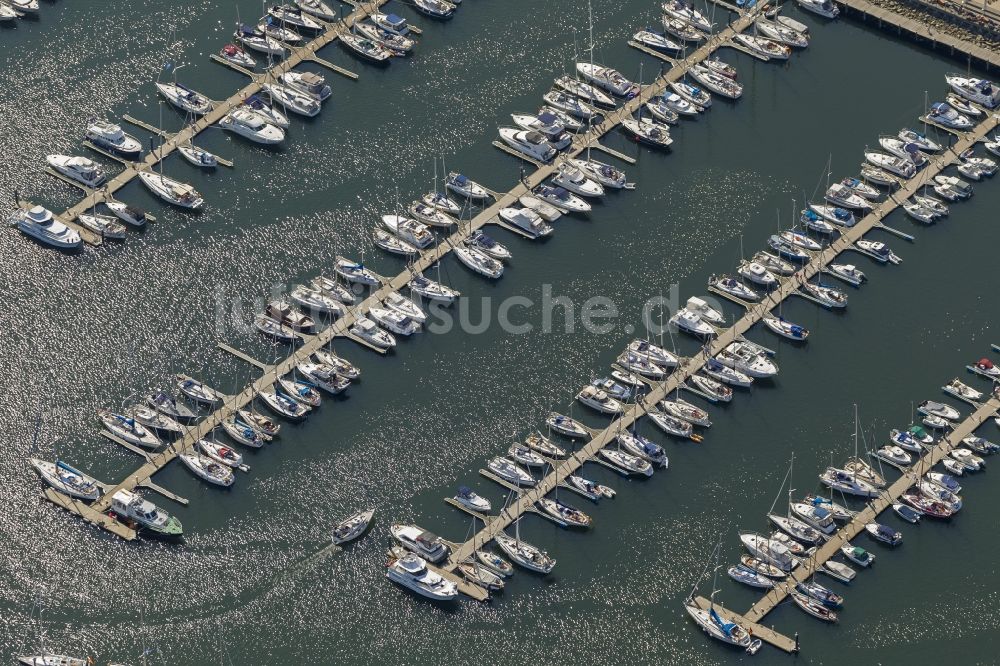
[709,607,739,637]
[537,111,558,125]
[978,358,993,369]
[452,173,469,186]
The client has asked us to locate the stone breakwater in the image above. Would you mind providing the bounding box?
[860,0,1000,51]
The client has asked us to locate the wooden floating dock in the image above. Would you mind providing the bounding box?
[50,0,392,228]
[690,596,798,653]
[218,342,270,371]
[627,40,679,64]
[440,113,999,582]
[834,0,1000,70]
[42,489,136,541]
[743,393,1000,624]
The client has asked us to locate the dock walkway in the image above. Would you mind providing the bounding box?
[744,391,1000,623]
[440,114,999,571]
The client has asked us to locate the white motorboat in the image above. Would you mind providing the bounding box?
[464,229,511,261]
[266,299,314,332]
[46,154,106,188]
[950,448,984,472]
[409,200,457,228]
[269,4,322,31]
[717,342,777,378]
[791,502,836,534]
[412,0,456,19]
[290,284,344,316]
[109,489,183,538]
[369,307,419,336]
[662,16,705,43]
[879,136,927,167]
[408,274,459,303]
[263,83,321,117]
[372,228,420,257]
[670,308,716,338]
[310,275,356,304]
[755,17,808,47]
[926,102,973,130]
[825,183,872,210]
[533,184,591,213]
[259,388,310,420]
[763,314,809,341]
[552,163,605,197]
[539,105,584,132]
[576,385,623,414]
[254,314,297,342]
[945,73,999,108]
[297,362,350,395]
[627,338,678,368]
[542,90,599,120]
[331,508,375,545]
[177,143,218,168]
[575,62,639,98]
[709,273,759,302]
[219,43,257,69]
[553,74,615,108]
[386,552,457,601]
[335,258,380,285]
[967,356,1000,380]
[740,533,796,571]
[349,317,396,348]
[198,438,245,469]
[660,397,711,427]
[511,111,572,150]
[898,128,941,151]
[97,409,161,448]
[943,377,983,403]
[138,171,204,209]
[383,291,426,323]
[381,214,434,249]
[904,201,937,224]
[836,548,870,571]
[498,206,552,239]
[864,151,915,179]
[669,81,711,108]
[313,348,360,379]
[519,194,563,222]
[84,120,143,159]
[371,11,411,34]
[827,263,866,286]
[498,127,557,162]
[796,0,839,18]
[683,598,759,652]
[662,0,713,31]
[926,472,962,494]
[632,29,682,53]
[179,452,234,486]
[688,64,742,99]
[29,458,101,501]
[487,457,535,486]
[104,201,147,229]
[9,205,81,251]
[445,172,491,200]
[258,16,302,43]
[688,373,733,402]
[934,174,973,199]
[355,22,415,55]
[685,296,726,325]
[799,209,836,234]
[655,91,700,117]
[391,524,450,563]
[219,107,285,143]
[235,24,285,55]
[737,260,777,287]
[874,445,912,467]
[733,33,791,60]
[240,94,290,128]
[454,486,491,513]
[156,82,213,116]
[455,246,504,278]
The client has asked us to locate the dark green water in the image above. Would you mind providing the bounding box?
[1,0,999,663]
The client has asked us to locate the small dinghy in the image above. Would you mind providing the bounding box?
[180,452,235,486]
[453,486,491,513]
[331,508,375,545]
